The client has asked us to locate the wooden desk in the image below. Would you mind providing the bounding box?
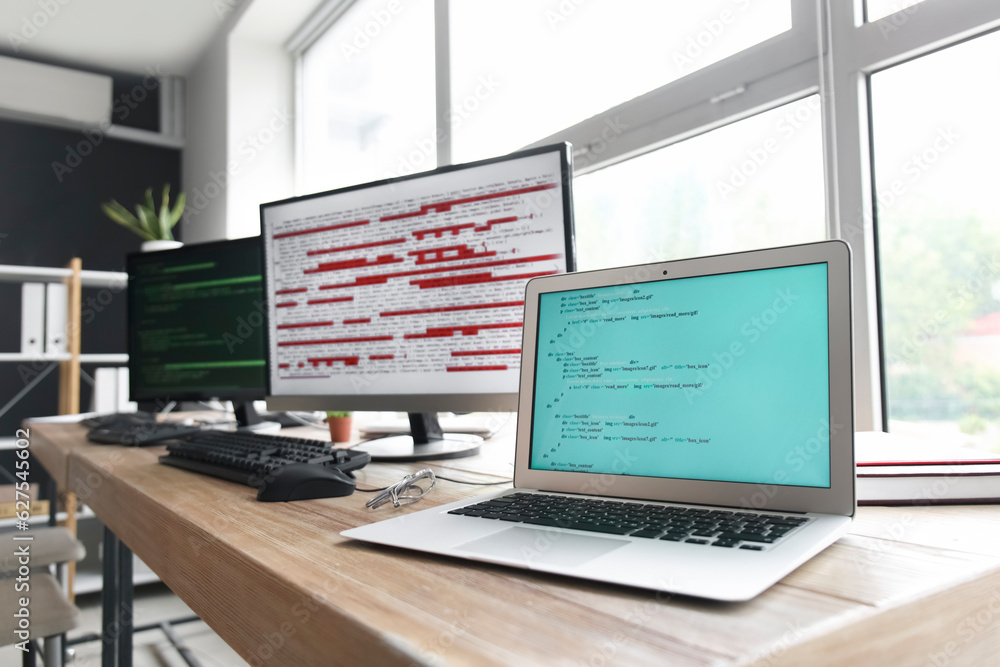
[26,421,1000,666]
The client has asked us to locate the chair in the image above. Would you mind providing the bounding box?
[1,527,85,666]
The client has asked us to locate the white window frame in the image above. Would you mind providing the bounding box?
[289,0,1000,431]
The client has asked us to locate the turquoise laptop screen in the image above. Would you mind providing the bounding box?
[530,263,832,488]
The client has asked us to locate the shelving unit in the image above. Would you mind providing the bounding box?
[1,258,130,598]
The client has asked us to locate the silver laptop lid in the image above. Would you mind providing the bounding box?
[514,241,854,517]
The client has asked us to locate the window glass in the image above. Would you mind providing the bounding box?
[573,97,825,271]
[872,32,1000,454]
[449,0,791,163]
[299,0,436,193]
[866,0,927,23]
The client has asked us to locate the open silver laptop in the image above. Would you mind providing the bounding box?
[342,241,855,601]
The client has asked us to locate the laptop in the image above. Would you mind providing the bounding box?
[342,240,855,601]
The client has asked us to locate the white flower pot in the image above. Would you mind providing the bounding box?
[141,240,184,252]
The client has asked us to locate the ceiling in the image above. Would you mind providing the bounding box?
[0,0,248,76]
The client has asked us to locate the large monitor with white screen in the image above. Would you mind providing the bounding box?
[261,143,575,459]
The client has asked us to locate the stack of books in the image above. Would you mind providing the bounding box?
[856,431,1000,505]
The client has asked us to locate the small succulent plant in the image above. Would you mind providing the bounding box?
[101,184,186,241]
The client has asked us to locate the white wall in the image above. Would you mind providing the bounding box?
[181,34,230,243]
[182,0,324,241]
[226,35,296,238]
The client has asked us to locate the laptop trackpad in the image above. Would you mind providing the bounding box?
[457,526,629,568]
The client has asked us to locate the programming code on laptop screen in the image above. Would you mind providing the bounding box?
[530,263,832,488]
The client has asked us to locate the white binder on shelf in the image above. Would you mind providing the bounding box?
[117,366,136,412]
[20,282,45,355]
[44,282,68,354]
[93,368,119,414]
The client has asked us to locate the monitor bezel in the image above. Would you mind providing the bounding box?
[125,236,269,404]
[260,142,576,413]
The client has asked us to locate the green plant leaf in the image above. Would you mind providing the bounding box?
[101,200,155,240]
[136,204,161,239]
[159,184,173,241]
[167,192,186,229]
[101,184,187,242]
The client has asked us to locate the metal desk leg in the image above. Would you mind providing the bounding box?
[118,539,133,666]
[102,527,119,667]
[102,526,134,667]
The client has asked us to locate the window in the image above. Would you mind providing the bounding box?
[298,0,436,193]
[866,0,927,23]
[293,0,1000,445]
[574,97,824,271]
[448,0,792,164]
[871,30,1000,454]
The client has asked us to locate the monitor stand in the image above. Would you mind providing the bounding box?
[233,400,281,434]
[356,412,482,462]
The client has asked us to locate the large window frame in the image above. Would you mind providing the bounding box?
[289,0,1000,432]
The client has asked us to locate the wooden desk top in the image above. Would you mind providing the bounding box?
[26,421,1000,666]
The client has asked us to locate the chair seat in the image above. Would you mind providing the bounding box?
[0,527,85,573]
[0,571,80,645]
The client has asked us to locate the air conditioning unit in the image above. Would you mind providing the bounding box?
[0,55,112,128]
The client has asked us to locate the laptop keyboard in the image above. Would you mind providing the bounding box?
[448,492,811,550]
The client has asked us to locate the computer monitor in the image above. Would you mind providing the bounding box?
[261,143,575,459]
[126,237,270,429]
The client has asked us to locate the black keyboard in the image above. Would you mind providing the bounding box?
[159,430,371,502]
[449,493,811,549]
[87,419,204,446]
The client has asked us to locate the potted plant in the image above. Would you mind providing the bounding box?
[326,411,353,443]
[101,184,186,252]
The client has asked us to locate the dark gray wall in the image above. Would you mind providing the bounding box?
[0,116,181,433]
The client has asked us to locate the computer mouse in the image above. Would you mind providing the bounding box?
[256,464,357,502]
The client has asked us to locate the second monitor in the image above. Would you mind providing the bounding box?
[261,143,576,459]
[127,236,270,430]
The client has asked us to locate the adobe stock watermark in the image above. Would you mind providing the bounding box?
[841,125,960,247]
[851,475,966,577]
[340,0,403,62]
[716,96,821,201]
[83,268,128,324]
[748,620,807,667]
[874,0,922,41]
[684,287,800,404]
[886,254,1000,366]
[581,582,678,667]
[6,0,73,53]
[573,116,629,171]
[545,0,589,30]
[928,586,1000,667]
[212,0,241,21]
[874,126,959,213]
[740,415,847,511]
[384,75,502,179]
[183,107,293,223]
[222,299,267,353]
[505,450,640,569]
[673,0,755,74]
[245,582,344,667]
[411,610,473,666]
[51,65,166,183]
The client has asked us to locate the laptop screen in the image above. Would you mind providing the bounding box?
[529,262,832,488]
